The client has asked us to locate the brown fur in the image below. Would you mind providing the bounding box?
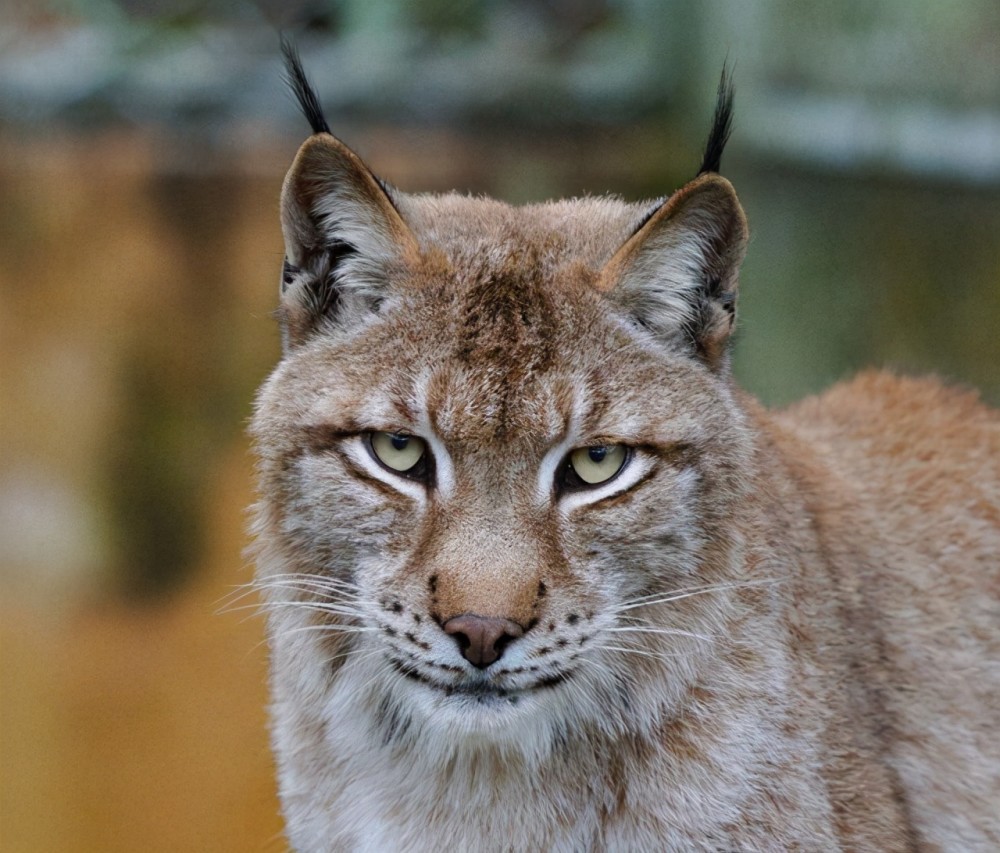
[250,132,999,851]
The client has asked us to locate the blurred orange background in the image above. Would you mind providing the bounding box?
[0,137,286,851]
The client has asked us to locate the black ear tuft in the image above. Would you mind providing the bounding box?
[698,63,735,176]
[280,35,331,136]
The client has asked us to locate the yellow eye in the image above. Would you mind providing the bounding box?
[569,444,628,485]
[370,432,427,473]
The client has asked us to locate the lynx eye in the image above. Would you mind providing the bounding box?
[369,432,427,474]
[567,444,629,486]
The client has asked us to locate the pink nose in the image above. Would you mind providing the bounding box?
[443,614,525,669]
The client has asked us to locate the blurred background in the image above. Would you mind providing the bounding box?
[1,1,997,850]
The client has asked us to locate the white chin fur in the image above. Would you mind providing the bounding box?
[315,643,616,766]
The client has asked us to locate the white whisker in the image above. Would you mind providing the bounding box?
[615,577,782,613]
[253,578,362,599]
[606,625,713,642]
[276,623,377,641]
[229,598,369,622]
[592,644,683,662]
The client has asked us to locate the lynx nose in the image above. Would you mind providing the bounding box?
[443,614,525,669]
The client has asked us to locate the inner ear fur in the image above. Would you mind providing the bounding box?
[278,134,418,349]
[599,173,749,368]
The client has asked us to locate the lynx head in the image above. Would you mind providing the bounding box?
[251,47,753,763]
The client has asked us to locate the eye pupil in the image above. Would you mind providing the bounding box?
[390,434,409,451]
[588,446,607,463]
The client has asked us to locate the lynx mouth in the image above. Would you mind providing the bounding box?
[387,656,574,704]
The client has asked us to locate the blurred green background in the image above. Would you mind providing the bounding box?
[1,1,998,850]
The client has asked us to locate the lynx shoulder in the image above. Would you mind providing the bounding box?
[250,46,1000,851]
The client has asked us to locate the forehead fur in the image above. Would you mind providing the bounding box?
[355,193,657,441]
[396,193,648,272]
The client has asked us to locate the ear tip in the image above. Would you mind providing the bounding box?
[690,171,737,194]
[296,132,342,153]
[677,173,745,224]
[288,133,360,182]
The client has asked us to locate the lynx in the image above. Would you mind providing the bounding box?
[249,46,1000,851]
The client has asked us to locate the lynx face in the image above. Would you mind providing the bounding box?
[251,107,754,754]
[255,249,749,737]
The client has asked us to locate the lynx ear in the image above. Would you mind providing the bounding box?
[278,133,419,349]
[599,173,748,368]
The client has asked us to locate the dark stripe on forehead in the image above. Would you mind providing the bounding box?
[455,249,557,371]
[451,256,560,439]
